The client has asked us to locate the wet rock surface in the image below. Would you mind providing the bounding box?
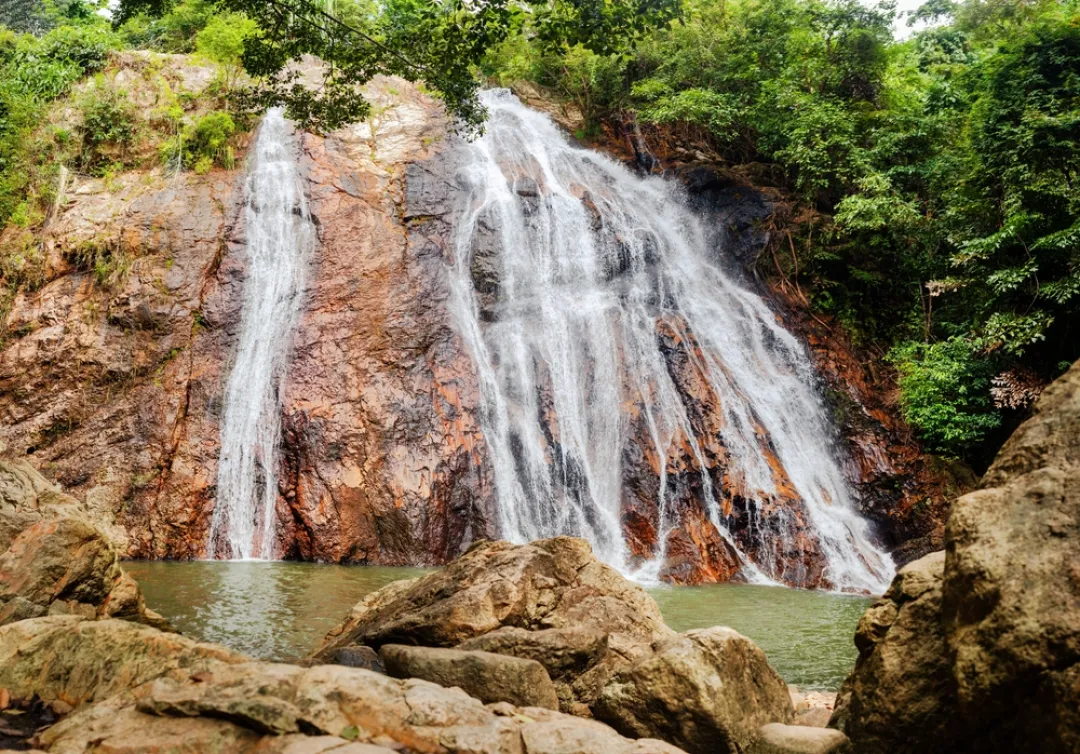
[0,70,947,579]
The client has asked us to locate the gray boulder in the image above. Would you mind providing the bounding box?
[380,643,560,709]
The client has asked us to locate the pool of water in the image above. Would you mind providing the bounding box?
[127,561,870,690]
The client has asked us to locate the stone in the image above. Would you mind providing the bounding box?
[5,614,693,754]
[828,552,957,754]
[458,625,608,711]
[748,724,851,754]
[593,626,794,754]
[329,645,385,673]
[940,359,1080,754]
[380,643,560,709]
[457,625,608,679]
[315,538,672,710]
[0,516,170,630]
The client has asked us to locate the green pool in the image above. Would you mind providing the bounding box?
[127,561,870,690]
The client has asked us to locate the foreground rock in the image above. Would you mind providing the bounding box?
[831,360,1080,754]
[318,538,794,754]
[749,724,850,754]
[829,552,957,754]
[380,644,561,709]
[941,359,1080,753]
[594,627,793,754]
[0,461,168,629]
[315,537,672,712]
[1,616,686,754]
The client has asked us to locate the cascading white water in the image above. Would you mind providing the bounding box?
[207,107,314,561]
[447,90,894,593]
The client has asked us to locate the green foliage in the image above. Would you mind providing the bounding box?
[175,109,235,172]
[195,11,257,87]
[78,85,138,172]
[116,0,681,133]
[890,337,1001,457]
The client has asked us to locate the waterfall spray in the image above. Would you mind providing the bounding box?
[447,90,894,593]
[207,107,314,561]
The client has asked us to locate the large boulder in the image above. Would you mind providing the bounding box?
[315,537,673,711]
[828,552,958,754]
[316,538,671,654]
[3,616,686,754]
[831,360,1080,754]
[593,626,794,754]
[380,644,561,709]
[941,359,1080,753]
[0,516,168,629]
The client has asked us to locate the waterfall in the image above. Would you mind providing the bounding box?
[447,90,894,593]
[207,108,314,561]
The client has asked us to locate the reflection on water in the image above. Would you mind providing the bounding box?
[128,561,869,689]
[126,561,431,662]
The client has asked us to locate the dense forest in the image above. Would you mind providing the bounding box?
[2,0,1079,470]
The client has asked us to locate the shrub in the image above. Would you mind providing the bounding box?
[889,337,1001,458]
[179,110,236,173]
[79,86,138,172]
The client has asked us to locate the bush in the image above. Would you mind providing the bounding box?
[890,337,1001,457]
[79,86,137,172]
[178,110,236,173]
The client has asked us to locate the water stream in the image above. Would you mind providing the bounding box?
[206,107,314,560]
[448,90,893,592]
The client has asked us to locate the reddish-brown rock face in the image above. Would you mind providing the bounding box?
[0,76,954,583]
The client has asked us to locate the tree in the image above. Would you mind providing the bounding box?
[115,0,683,132]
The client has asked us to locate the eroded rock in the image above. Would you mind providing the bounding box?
[3,615,690,754]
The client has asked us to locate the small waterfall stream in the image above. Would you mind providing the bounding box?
[207,108,314,560]
[448,91,893,593]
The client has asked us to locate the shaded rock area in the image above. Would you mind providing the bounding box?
[0,460,168,629]
[831,359,1080,754]
[828,552,957,754]
[316,537,802,754]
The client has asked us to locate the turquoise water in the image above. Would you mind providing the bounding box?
[127,561,869,690]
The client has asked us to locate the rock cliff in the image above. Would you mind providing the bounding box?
[0,54,951,581]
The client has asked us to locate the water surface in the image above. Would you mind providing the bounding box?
[128,561,868,690]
